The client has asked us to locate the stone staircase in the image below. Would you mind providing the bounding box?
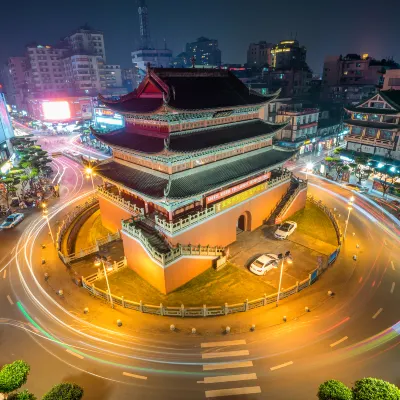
[266,177,305,225]
[135,219,171,254]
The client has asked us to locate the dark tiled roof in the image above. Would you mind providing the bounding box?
[344,106,399,115]
[100,68,278,114]
[92,120,287,153]
[95,149,294,200]
[344,119,399,130]
[91,128,164,153]
[154,68,277,110]
[380,90,400,110]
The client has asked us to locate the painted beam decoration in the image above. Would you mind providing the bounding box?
[206,172,271,205]
[215,181,269,213]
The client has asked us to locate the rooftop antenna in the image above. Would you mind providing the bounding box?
[137,0,151,50]
[164,38,167,50]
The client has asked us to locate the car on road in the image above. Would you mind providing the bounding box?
[0,213,24,229]
[346,183,369,193]
[274,221,297,239]
[249,254,279,276]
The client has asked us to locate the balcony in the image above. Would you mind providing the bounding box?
[345,135,394,149]
[97,186,144,216]
[278,108,319,116]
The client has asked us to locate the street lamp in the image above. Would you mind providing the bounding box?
[42,206,54,244]
[343,196,355,239]
[276,251,293,307]
[305,162,314,180]
[94,258,113,308]
[85,167,95,190]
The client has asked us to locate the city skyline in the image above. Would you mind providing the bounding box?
[1,0,399,73]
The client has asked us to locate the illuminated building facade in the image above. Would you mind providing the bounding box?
[92,67,307,293]
[271,40,307,70]
[247,41,273,67]
[185,37,221,67]
[0,93,15,163]
[344,90,400,161]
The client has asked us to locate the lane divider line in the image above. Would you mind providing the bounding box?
[122,372,148,380]
[330,336,348,348]
[6,295,14,305]
[205,386,261,398]
[3,269,6,279]
[66,349,84,359]
[202,361,253,371]
[390,282,395,294]
[201,340,246,348]
[202,350,249,359]
[270,361,293,371]
[391,261,395,271]
[372,308,383,319]
[199,373,257,384]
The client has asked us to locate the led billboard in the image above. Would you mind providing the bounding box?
[42,101,71,121]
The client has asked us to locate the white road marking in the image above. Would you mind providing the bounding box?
[122,372,147,380]
[199,373,257,384]
[202,350,249,359]
[330,336,348,348]
[384,239,388,246]
[201,340,246,348]
[66,349,84,359]
[203,361,253,371]
[6,295,14,305]
[205,386,261,398]
[3,270,6,279]
[372,308,383,319]
[390,282,395,294]
[391,261,395,271]
[270,361,294,371]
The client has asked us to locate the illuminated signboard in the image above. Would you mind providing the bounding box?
[215,182,268,213]
[42,101,71,120]
[95,107,116,117]
[206,172,271,205]
[96,116,124,126]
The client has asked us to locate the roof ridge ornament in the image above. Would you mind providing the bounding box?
[146,62,151,74]
[164,135,170,150]
[164,175,172,197]
[191,56,196,68]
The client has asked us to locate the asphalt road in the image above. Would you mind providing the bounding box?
[0,138,399,399]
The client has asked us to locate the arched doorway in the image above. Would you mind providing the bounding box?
[237,211,252,236]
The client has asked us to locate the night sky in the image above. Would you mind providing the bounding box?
[1,0,399,73]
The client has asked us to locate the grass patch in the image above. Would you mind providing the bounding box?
[289,201,338,246]
[95,263,276,307]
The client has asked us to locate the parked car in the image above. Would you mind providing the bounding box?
[0,213,24,229]
[346,183,369,193]
[249,254,279,276]
[274,221,297,240]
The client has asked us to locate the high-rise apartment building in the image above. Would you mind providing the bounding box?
[247,41,273,67]
[1,57,27,110]
[271,40,307,70]
[185,37,221,67]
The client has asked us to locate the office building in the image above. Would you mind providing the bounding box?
[247,41,273,67]
[271,40,307,70]
[185,37,221,67]
[0,93,15,164]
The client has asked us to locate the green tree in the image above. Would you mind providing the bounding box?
[318,380,353,400]
[8,389,37,400]
[352,377,400,400]
[42,383,83,400]
[325,157,350,181]
[376,169,400,198]
[349,156,373,185]
[0,360,30,395]
[0,170,22,207]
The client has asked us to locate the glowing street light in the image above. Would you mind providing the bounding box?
[343,196,355,239]
[94,258,113,308]
[276,251,293,307]
[42,206,54,244]
[305,162,314,180]
[85,167,95,190]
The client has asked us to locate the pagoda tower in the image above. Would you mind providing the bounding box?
[92,67,307,293]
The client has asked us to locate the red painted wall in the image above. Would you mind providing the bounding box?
[279,188,307,221]
[98,196,132,233]
[169,181,290,247]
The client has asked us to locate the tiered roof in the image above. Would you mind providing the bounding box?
[99,68,280,113]
[91,119,287,154]
[96,147,294,200]
[344,90,400,116]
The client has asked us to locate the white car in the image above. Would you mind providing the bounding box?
[0,213,24,229]
[249,254,279,276]
[346,183,369,193]
[274,221,297,239]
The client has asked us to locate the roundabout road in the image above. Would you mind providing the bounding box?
[0,140,399,399]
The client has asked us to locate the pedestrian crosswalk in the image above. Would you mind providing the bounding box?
[199,339,261,398]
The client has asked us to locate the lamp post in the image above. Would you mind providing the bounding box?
[95,258,113,308]
[276,251,293,307]
[343,196,355,239]
[42,205,54,244]
[85,167,95,190]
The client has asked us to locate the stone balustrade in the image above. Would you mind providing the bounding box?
[97,186,145,216]
[155,171,292,235]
